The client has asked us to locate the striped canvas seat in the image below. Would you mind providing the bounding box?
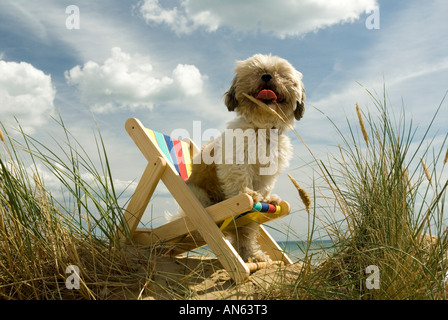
[144,128,192,181]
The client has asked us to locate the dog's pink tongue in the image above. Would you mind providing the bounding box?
[256,89,277,102]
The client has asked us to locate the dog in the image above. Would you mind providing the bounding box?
[185,54,305,262]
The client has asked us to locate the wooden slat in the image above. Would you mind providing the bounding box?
[119,157,166,242]
[257,225,293,265]
[246,260,284,273]
[222,200,291,231]
[136,193,253,243]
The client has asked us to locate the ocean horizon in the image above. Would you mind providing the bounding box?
[278,240,334,260]
[183,240,335,263]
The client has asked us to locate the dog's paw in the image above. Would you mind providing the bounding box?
[243,188,264,203]
[248,251,272,263]
[263,194,281,205]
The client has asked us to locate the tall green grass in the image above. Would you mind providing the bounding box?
[0,117,155,299]
[286,89,448,299]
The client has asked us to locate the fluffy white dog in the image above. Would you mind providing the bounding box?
[185,54,305,262]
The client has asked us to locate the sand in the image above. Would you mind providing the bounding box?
[118,247,303,300]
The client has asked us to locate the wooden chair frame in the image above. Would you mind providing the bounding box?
[119,118,293,283]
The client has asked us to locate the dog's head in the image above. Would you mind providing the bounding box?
[225,54,305,130]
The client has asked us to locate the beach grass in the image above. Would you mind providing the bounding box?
[0,116,156,299]
[0,89,447,300]
[283,89,448,299]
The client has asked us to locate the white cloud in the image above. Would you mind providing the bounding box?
[0,59,55,134]
[172,64,204,96]
[139,0,378,37]
[65,47,205,113]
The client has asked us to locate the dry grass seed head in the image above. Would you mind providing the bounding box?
[287,174,311,213]
[356,103,369,147]
[402,167,412,191]
[420,157,432,186]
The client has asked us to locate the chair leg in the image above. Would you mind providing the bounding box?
[119,157,166,243]
[203,230,251,283]
[258,225,294,265]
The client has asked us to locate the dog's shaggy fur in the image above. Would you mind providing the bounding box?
[186,54,305,262]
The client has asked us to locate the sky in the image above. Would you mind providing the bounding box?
[1,0,447,241]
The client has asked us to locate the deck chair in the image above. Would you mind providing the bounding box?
[119,118,293,283]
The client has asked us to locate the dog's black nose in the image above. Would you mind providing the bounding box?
[261,73,272,83]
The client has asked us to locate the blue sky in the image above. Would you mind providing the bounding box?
[1,0,447,240]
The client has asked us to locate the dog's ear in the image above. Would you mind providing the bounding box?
[224,76,238,112]
[294,86,306,120]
